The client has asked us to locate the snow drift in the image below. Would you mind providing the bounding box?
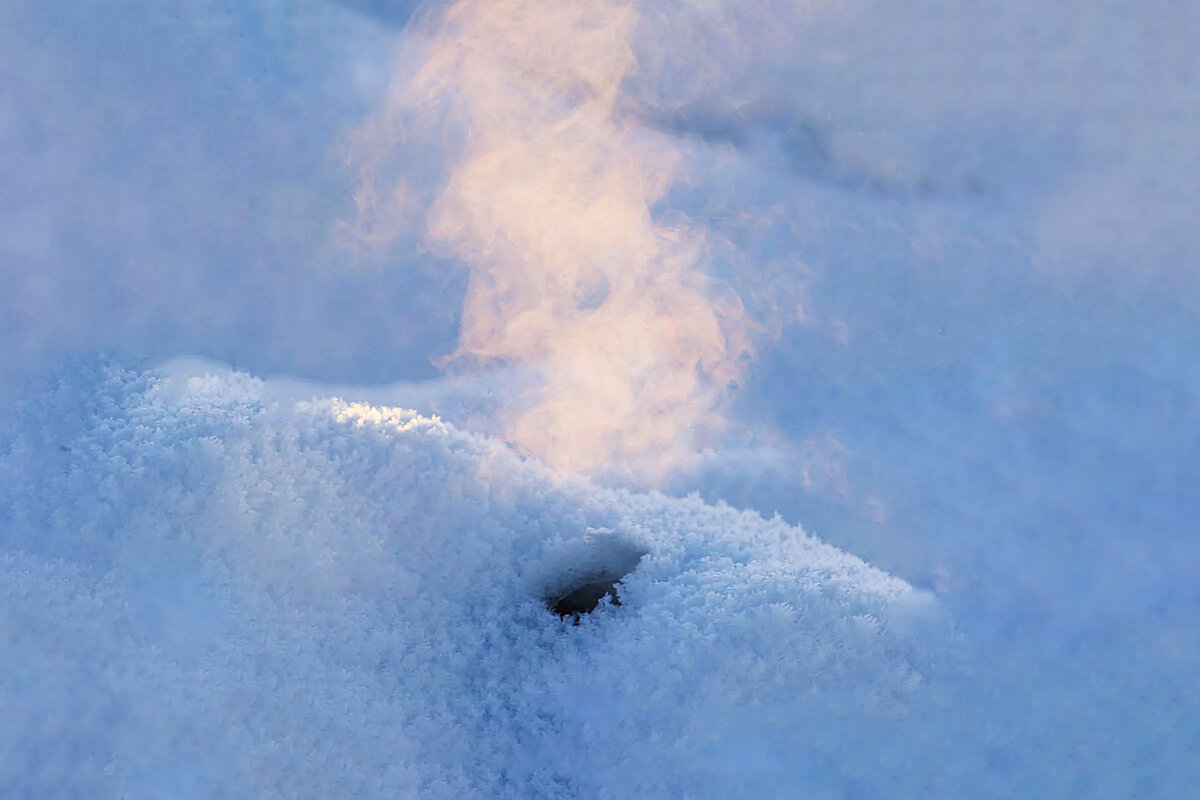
[0,360,949,798]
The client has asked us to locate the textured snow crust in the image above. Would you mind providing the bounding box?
[0,361,949,798]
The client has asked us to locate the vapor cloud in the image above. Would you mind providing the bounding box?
[346,0,755,485]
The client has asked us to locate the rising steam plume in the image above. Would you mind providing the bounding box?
[345,0,752,485]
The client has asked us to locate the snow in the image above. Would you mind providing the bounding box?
[1,362,948,797]
[2,0,1199,796]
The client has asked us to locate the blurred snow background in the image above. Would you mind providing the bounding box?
[2,0,1198,796]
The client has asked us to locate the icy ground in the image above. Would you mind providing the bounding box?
[3,0,1199,797]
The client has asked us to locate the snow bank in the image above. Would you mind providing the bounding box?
[0,360,950,798]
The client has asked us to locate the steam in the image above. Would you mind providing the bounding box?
[346,0,753,485]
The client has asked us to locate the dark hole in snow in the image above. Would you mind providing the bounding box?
[541,528,643,623]
[548,578,623,619]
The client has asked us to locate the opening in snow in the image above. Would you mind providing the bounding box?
[548,576,625,619]
[540,528,644,623]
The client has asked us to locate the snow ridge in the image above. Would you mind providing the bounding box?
[0,360,949,798]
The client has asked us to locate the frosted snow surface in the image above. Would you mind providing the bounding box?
[0,362,947,798]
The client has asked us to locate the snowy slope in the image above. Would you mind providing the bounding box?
[0,361,949,798]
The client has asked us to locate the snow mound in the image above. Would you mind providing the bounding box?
[0,360,951,798]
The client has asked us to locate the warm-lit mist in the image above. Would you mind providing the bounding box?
[345,0,751,485]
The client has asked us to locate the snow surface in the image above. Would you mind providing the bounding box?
[1,362,949,797]
[3,0,1199,796]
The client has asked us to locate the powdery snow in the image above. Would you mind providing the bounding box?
[0,361,950,798]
